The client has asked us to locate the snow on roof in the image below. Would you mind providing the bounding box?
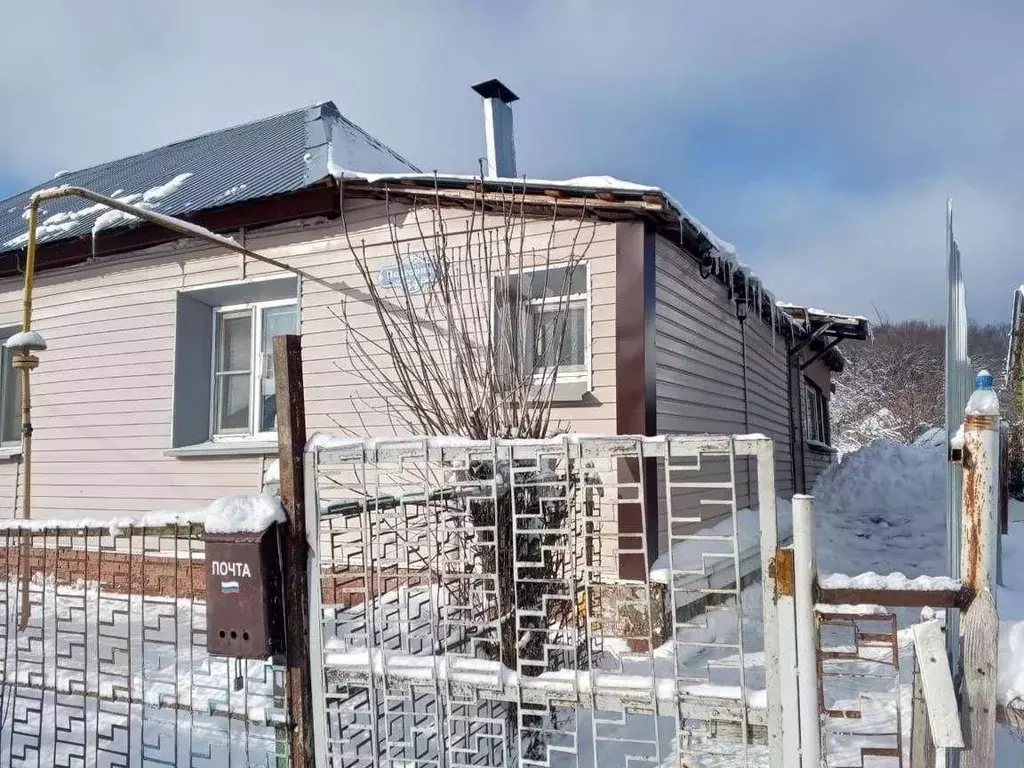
[334,169,739,260]
[775,302,869,326]
[0,102,417,253]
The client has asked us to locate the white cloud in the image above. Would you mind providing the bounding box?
[741,178,1022,323]
[0,0,1021,321]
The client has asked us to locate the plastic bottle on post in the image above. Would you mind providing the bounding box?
[965,369,999,416]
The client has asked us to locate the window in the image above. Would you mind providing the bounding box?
[212,301,298,438]
[170,277,299,453]
[0,339,21,444]
[493,264,589,382]
[804,380,830,445]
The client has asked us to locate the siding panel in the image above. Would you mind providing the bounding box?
[653,236,795,554]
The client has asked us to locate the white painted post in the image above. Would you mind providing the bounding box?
[960,370,1000,767]
[304,449,329,768]
[792,494,821,768]
[755,438,786,768]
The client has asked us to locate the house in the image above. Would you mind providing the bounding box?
[0,81,867,579]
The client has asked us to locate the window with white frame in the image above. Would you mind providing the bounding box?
[0,336,21,445]
[170,277,299,452]
[804,380,830,445]
[493,263,589,382]
[212,300,298,438]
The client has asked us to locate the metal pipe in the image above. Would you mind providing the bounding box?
[792,493,821,768]
[11,184,326,580]
[29,185,309,281]
[17,199,39,519]
[14,187,315,523]
[21,202,39,331]
[961,398,999,599]
[14,201,39,629]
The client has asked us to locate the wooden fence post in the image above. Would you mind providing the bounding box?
[959,371,1000,767]
[274,334,313,768]
[911,654,936,768]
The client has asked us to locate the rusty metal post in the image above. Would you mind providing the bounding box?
[959,370,999,767]
[961,371,999,600]
[274,334,313,768]
[792,494,821,768]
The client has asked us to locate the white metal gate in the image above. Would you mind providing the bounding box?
[303,434,799,767]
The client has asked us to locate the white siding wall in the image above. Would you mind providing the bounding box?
[0,199,617,520]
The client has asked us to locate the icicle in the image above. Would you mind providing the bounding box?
[766,289,778,352]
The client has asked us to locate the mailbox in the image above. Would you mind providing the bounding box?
[204,525,284,659]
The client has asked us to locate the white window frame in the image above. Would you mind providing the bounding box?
[491,262,592,387]
[804,380,831,446]
[209,297,298,441]
[0,335,19,447]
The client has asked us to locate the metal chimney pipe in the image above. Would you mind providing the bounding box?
[471,79,519,178]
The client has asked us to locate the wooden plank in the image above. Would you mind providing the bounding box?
[274,334,312,768]
[961,587,998,766]
[910,656,937,768]
[911,619,964,749]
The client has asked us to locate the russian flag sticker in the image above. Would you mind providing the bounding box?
[221,581,240,595]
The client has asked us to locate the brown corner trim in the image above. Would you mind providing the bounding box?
[615,222,658,580]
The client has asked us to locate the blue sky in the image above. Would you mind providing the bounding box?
[1,0,1021,323]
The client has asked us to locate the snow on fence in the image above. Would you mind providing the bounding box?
[304,434,791,768]
[0,517,289,768]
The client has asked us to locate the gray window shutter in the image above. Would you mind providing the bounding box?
[172,294,214,448]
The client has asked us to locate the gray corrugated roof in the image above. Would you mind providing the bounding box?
[0,102,418,254]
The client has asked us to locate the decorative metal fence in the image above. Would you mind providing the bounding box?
[304,434,789,768]
[0,521,289,768]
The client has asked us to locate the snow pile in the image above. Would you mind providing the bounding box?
[913,426,946,448]
[0,494,285,536]
[818,572,960,591]
[203,494,285,534]
[812,439,946,577]
[649,498,792,585]
[4,329,46,350]
[999,621,1024,706]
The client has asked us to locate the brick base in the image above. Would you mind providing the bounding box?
[0,544,206,599]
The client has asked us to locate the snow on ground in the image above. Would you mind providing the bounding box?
[812,438,947,577]
[809,438,1024,766]
[649,499,792,584]
[6,440,1024,765]
[0,578,284,766]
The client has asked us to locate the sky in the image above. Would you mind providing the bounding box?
[0,0,1021,323]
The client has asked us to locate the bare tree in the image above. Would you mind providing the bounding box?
[334,177,595,440]
[331,177,598,688]
[834,319,1020,455]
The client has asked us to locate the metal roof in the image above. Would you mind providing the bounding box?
[0,101,418,255]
